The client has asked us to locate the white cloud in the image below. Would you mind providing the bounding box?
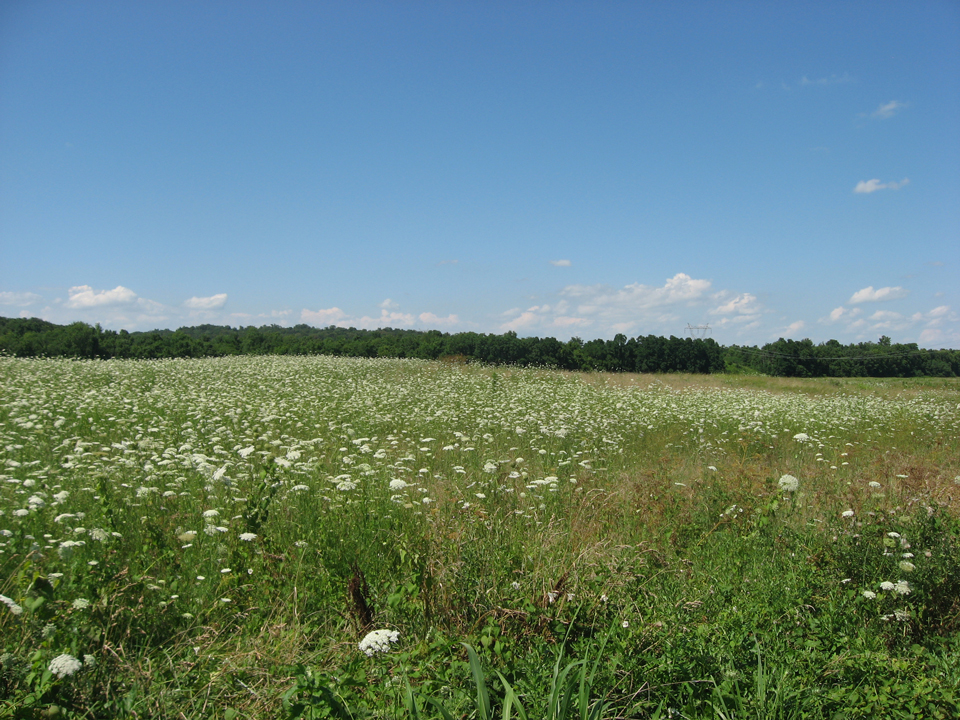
[849,286,909,303]
[563,273,712,314]
[0,291,43,306]
[360,309,415,328]
[300,307,347,326]
[66,285,137,308]
[853,178,910,194]
[869,310,902,321]
[418,312,460,327]
[711,292,760,315]
[499,306,591,334]
[800,72,854,86]
[871,100,906,119]
[784,320,806,334]
[823,306,863,323]
[550,259,572,267]
[301,302,463,331]
[183,293,228,310]
[499,273,731,337]
[500,311,542,332]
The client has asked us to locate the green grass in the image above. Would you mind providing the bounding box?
[0,355,958,718]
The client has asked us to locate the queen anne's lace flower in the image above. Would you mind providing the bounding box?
[358,629,399,656]
[777,474,799,492]
[0,594,23,615]
[49,653,83,678]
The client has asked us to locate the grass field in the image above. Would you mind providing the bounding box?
[1,355,959,718]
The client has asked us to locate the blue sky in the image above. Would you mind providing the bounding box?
[2,1,958,347]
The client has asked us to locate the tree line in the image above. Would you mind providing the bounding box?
[1,316,958,377]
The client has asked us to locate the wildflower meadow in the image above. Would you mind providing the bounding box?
[1,355,958,718]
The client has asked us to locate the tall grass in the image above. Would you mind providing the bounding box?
[0,355,958,718]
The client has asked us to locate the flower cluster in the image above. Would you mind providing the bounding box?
[48,653,83,679]
[777,474,799,493]
[0,594,23,616]
[358,628,400,656]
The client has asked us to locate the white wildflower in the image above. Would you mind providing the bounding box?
[777,474,799,492]
[239,532,257,542]
[894,580,911,595]
[841,510,855,518]
[358,628,399,656]
[861,590,876,600]
[58,540,85,560]
[0,594,23,615]
[48,653,83,679]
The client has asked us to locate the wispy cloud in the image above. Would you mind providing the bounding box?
[300,307,347,326]
[183,293,228,310]
[418,312,460,327]
[871,100,907,119]
[869,310,902,322]
[301,300,462,331]
[800,72,854,86]
[563,273,712,313]
[498,273,759,338]
[0,291,43,306]
[822,306,862,323]
[853,178,909,194]
[550,259,572,267]
[710,292,760,316]
[849,286,909,303]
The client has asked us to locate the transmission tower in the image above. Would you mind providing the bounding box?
[685,323,712,339]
